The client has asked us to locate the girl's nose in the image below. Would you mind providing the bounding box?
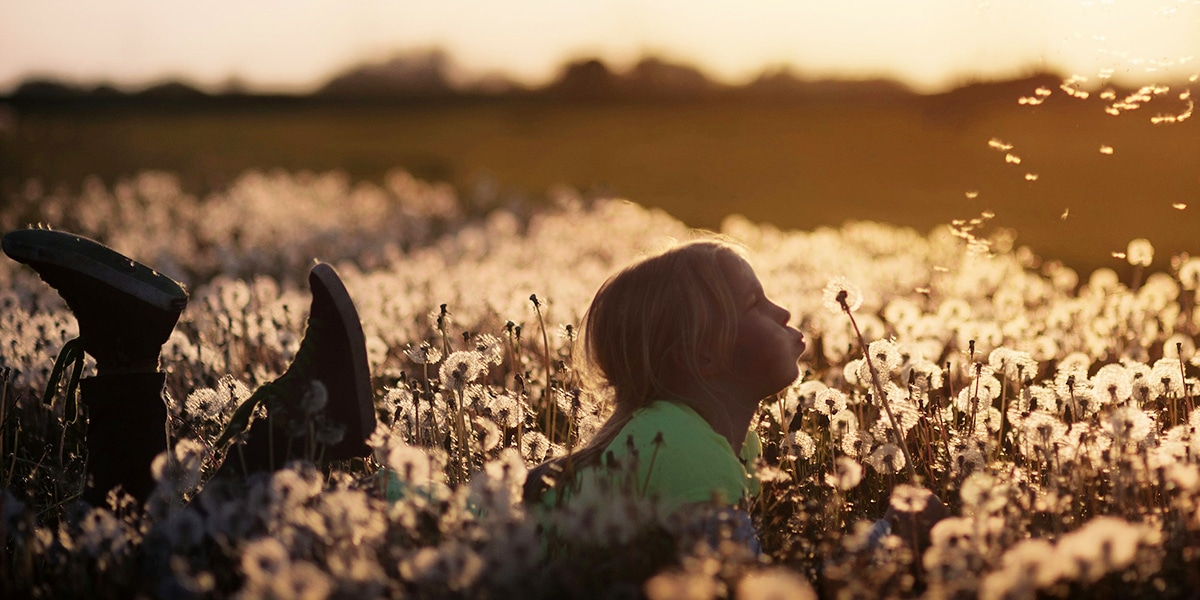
[773,301,791,324]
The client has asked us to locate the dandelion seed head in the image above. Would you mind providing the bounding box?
[826,456,864,490]
[736,568,817,600]
[388,444,435,484]
[1090,363,1133,403]
[1150,357,1185,396]
[814,388,848,416]
[790,430,816,460]
[522,430,551,462]
[823,277,863,314]
[867,338,902,375]
[1104,406,1153,443]
[829,409,859,439]
[405,341,442,365]
[1178,257,1200,290]
[241,537,290,582]
[299,380,328,415]
[865,443,906,475]
[840,428,872,457]
[988,348,1037,382]
[473,333,504,365]
[843,358,866,388]
[270,560,334,600]
[1017,411,1067,458]
[644,570,718,600]
[1056,517,1148,583]
[1127,238,1154,267]
[961,472,1008,514]
[889,484,933,514]
[439,350,486,392]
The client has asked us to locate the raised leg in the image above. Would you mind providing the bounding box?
[3,229,186,504]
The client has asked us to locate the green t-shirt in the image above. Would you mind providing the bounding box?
[543,400,761,513]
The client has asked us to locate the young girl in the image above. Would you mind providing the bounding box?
[524,238,807,519]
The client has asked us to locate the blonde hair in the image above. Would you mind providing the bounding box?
[525,237,747,501]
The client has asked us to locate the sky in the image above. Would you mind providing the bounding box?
[1,0,1198,94]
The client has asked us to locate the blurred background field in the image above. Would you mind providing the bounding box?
[1,60,1197,277]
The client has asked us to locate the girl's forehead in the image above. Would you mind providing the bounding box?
[719,253,760,290]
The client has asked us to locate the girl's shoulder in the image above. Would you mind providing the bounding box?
[611,400,740,468]
[616,401,718,445]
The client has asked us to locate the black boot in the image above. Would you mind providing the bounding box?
[3,228,188,505]
[218,263,375,475]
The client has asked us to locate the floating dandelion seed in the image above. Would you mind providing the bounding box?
[1061,208,1070,220]
[965,191,979,199]
[1005,153,1022,164]
[1025,173,1039,181]
[1150,97,1194,124]
[1099,145,1114,154]
[1112,251,1127,259]
[1060,75,1091,99]
[823,277,863,314]
[1173,203,1188,210]
[988,138,1014,151]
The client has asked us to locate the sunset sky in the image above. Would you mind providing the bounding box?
[1,0,1197,94]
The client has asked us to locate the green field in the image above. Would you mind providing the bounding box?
[2,90,1196,275]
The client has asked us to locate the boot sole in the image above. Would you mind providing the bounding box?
[309,263,376,458]
[2,229,188,312]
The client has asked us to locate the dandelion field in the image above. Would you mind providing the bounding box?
[2,166,1200,599]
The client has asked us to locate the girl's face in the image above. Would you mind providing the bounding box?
[715,255,807,402]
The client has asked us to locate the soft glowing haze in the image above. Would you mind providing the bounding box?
[1,0,1198,94]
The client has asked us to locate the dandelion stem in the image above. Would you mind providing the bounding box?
[641,433,664,496]
[1178,343,1195,416]
[531,294,556,444]
[455,387,468,483]
[839,298,918,482]
[0,368,7,484]
[996,376,1008,461]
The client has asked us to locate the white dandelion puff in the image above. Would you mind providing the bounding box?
[823,277,863,314]
[1127,238,1154,267]
[826,456,864,491]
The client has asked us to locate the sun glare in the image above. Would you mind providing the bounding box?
[1,0,1197,92]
